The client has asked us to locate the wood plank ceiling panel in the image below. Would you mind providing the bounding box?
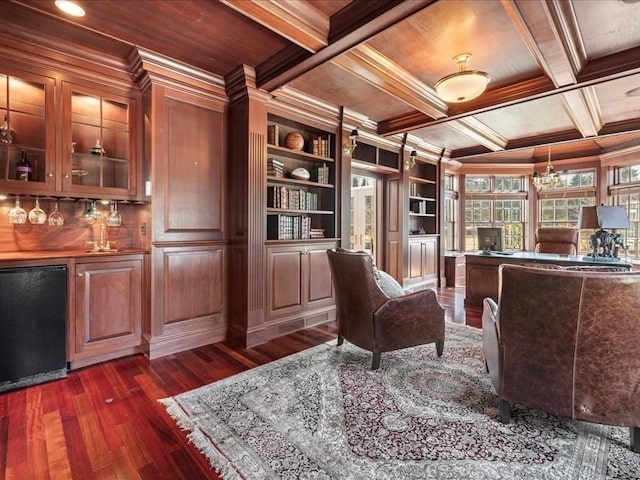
[287,61,417,122]
[12,0,290,76]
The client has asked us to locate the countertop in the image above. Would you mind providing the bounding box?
[0,249,148,262]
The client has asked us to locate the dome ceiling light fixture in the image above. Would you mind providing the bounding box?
[55,0,85,17]
[435,53,491,103]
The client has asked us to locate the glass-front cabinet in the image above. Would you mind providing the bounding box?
[0,71,55,192]
[0,70,136,198]
[62,83,135,197]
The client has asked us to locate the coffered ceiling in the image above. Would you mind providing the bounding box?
[6,0,640,165]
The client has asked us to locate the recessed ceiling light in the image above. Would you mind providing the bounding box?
[625,87,640,97]
[55,0,85,17]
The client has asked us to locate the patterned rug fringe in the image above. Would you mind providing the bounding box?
[160,398,243,480]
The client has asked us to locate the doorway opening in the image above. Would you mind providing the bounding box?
[350,173,377,256]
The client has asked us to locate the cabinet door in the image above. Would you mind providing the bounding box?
[408,239,425,280]
[62,82,136,197]
[266,245,304,319]
[421,237,438,281]
[306,244,334,309]
[0,70,56,193]
[73,258,142,360]
[152,87,226,242]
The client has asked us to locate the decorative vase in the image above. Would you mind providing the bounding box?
[284,132,304,151]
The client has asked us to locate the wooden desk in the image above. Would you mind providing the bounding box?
[464,251,632,307]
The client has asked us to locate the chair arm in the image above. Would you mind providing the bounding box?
[482,297,502,393]
[372,289,445,352]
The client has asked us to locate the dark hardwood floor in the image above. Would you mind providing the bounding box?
[0,285,478,480]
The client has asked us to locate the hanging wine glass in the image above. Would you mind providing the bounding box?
[28,197,47,224]
[80,200,100,224]
[7,196,27,224]
[106,201,122,227]
[48,200,65,226]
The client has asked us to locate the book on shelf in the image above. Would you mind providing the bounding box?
[267,214,312,240]
[267,125,279,146]
[267,186,318,210]
[314,163,329,184]
[311,136,330,157]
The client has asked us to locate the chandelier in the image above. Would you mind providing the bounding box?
[435,53,490,103]
[532,147,560,190]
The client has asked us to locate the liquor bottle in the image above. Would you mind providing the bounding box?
[16,150,32,181]
[0,114,15,144]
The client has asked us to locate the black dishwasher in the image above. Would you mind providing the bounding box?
[0,265,67,393]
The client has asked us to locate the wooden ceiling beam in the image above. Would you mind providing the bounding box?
[256,0,434,92]
[219,0,330,53]
[447,118,509,152]
[560,87,603,139]
[331,44,447,120]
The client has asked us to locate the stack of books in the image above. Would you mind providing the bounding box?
[309,228,325,239]
[267,158,284,177]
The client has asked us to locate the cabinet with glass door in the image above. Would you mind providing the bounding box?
[0,70,55,194]
[62,82,136,198]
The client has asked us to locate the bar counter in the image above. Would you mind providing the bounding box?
[464,251,632,307]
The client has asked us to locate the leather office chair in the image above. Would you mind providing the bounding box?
[326,248,445,370]
[483,264,640,452]
[534,227,579,255]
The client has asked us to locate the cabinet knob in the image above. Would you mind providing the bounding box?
[77,273,84,277]
[47,171,54,178]
[64,173,71,179]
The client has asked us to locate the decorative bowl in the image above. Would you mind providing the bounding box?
[284,132,304,151]
[291,168,310,180]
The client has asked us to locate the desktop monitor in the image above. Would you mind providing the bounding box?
[477,227,503,252]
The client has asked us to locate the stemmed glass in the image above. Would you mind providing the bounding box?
[48,200,65,226]
[106,201,122,227]
[28,197,47,224]
[7,196,27,224]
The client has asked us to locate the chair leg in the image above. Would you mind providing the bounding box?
[498,399,511,423]
[371,352,381,370]
[435,340,444,357]
[336,334,344,346]
[631,427,639,453]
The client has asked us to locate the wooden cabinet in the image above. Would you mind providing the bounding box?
[265,242,336,337]
[61,83,137,198]
[406,236,438,287]
[266,114,336,240]
[70,255,144,369]
[352,141,400,172]
[0,69,56,193]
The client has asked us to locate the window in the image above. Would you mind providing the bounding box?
[536,170,595,191]
[444,173,458,251]
[464,176,525,251]
[611,163,640,260]
[537,168,596,253]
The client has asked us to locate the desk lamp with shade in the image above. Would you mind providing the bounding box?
[579,205,630,261]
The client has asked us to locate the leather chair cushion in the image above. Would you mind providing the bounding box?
[374,269,405,297]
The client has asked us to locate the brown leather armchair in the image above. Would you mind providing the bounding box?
[534,227,579,254]
[483,264,640,452]
[327,249,444,370]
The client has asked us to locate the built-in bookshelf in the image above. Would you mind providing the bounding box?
[409,161,438,235]
[266,114,336,241]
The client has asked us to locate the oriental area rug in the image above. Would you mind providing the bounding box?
[160,324,639,480]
